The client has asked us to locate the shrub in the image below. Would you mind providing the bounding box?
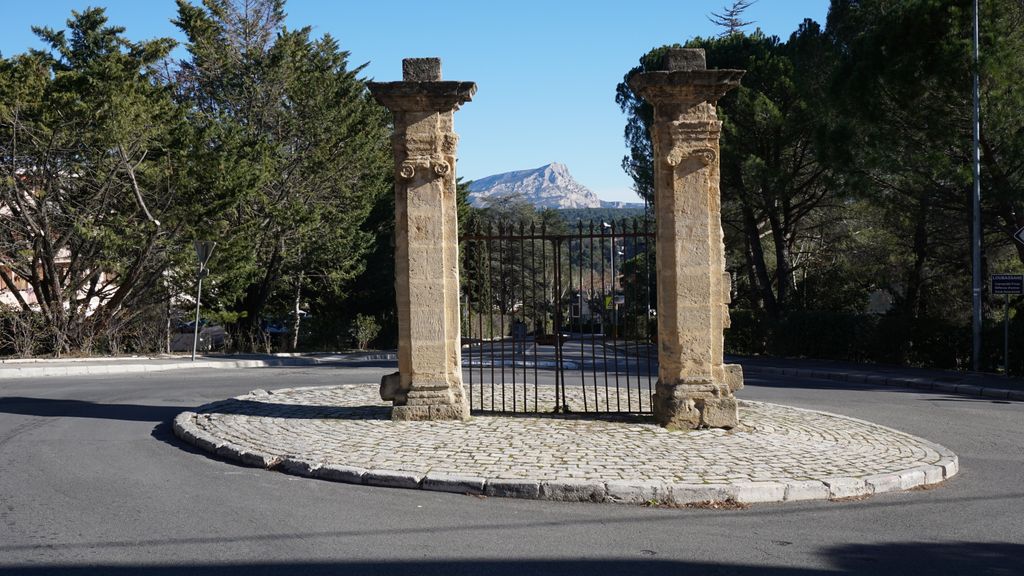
[349,314,381,350]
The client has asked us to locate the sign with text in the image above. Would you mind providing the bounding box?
[991,274,1024,295]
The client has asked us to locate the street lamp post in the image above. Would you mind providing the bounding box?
[971,0,983,371]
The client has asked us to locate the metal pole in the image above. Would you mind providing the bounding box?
[1005,294,1010,376]
[971,0,983,371]
[191,274,203,361]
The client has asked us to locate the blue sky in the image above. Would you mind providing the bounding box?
[1,0,829,202]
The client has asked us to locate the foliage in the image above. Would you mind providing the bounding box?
[620,0,1024,373]
[348,313,380,350]
[0,8,194,356]
[172,0,391,351]
[617,26,844,319]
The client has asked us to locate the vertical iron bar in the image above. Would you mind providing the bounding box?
[510,223,517,413]
[541,222,548,412]
[465,235,473,408]
[520,220,528,411]
[622,217,630,409]
[532,222,540,412]
[553,239,563,412]
[645,217,655,408]
[499,222,507,412]
[478,225,485,410]
[632,219,643,411]
[488,222,495,411]
[603,221,618,411]
[589,222,603,412]
[577,222,587,412]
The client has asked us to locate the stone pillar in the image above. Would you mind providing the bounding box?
[368,58,475,421]
[629,48,745,429]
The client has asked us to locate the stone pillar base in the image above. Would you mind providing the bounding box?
[391,403,469,421]
[723,363,744,393]
[652,380,738,430]
[380,372,470,421]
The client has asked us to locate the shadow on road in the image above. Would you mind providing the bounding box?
[0,397,182,422]
[1,541,1021,575]
[0,397,391,422]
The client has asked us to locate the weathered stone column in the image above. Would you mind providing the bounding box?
[368,58,475,421]
[629,48,745,429]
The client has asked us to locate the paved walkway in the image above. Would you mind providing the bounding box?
[173,383,958,506]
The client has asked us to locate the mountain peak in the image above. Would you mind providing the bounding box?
[468,163,602,209]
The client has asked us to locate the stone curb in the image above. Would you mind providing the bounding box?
[172,397,960,507]
[742,365,1024,402]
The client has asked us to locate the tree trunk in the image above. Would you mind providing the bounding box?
[291,271,303,351]
[742,205,779,318]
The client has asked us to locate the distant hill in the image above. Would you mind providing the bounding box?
[557,207,650,227]
[467,162,644,210]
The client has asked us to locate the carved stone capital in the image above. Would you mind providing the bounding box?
[666,146,716,167]
[399,155,451,179]
[661,119,720,167]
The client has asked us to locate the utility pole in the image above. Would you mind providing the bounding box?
[971,0,983,371]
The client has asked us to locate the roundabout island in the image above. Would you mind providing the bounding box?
[173,383,958,506]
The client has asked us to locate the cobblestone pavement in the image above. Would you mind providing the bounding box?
[174,384,959,505]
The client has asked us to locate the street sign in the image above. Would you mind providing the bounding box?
[991,274,1024,295]
[1014,226,1024,247]
[194,240,216,269]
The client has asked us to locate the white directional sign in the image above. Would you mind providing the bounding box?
[1014,226,1024,247]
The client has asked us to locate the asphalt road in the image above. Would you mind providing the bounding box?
[0,362,1021,575]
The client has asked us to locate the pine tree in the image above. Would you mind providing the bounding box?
[708,0,758,37]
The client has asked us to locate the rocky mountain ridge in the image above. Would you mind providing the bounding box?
[467,163,641,210]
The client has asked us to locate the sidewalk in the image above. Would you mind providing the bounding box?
[733,355,1024,402]
[0,351,397,379]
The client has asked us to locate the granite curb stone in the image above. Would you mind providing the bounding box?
[783,480,830,501]
[421,473,486,495]
[363,469,423,489]
[822,477,870,499]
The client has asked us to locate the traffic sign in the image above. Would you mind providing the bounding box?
[992,274,1024,295]
[1014,226,1024,247]
[194,240,216,269]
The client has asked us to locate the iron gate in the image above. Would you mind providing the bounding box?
[460,218,656,414]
